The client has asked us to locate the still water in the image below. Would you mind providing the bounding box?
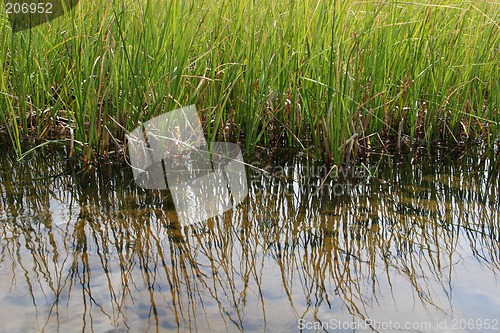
[0,148,499,332]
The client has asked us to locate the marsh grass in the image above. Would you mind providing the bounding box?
[0,0,499,163]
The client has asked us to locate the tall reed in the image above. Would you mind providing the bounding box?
[0,0,498,163]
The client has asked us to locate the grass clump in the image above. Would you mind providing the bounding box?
[0,0,499,164]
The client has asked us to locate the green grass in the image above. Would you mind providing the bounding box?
[0,0,499,164]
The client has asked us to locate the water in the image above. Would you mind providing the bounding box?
[0,148,499,332]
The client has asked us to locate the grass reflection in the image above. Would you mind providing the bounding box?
[0,149,498,332]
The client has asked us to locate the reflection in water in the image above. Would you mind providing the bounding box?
[0,148,499,332]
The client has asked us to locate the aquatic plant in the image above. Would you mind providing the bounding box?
[0,0,498,163]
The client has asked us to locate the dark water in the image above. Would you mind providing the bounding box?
[0,148,499,332]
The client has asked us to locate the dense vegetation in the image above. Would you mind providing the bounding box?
[1,0,499,164]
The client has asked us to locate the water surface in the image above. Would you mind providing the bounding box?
[0,148,499,332]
